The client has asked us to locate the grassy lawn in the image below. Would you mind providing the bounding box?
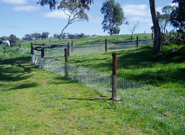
[0,34,184,134]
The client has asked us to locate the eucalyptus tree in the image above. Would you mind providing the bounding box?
[100,0,125,36]
[149,0,161,54]
[58,0,89,39]
[157,5,174,33]
[41,32,50,39]
[37,0,93,9]
[31,33,41,40]
[37,0,91,39]
[170,0,185,30]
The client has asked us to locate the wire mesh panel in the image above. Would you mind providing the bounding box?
[44,46,66,58]
[71,40,153,55]
[68,62,112,97]
[32,55,42,68]
[31,54,185,133]
[71,44,105,56]
[44,58,65,76]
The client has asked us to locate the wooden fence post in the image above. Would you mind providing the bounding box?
[105,39,107,52]
[112,53,117,99]
[68,42,70,56]
[136,36,139,47]
[19,43,21,48]
[41,43,45,69]
[31,43,34,63]
[65,48,68,78]
[131,36,132,42]
[71,41,73,52]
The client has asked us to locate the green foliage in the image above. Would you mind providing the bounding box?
[37,0,94,10]
[9,34,20,44]
[31,33,41,40]
[22,34,33,41]
[57,0,90,39]
[0,34,19,44]
[161,32,185,45]
[100,0,124,35]
[157,5,174,33]
[170,0,185,29]
[41,32,50,39]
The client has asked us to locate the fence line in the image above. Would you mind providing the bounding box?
[31,38,184,133]
[10,43,21,48]
[31,54,184,133]
[31,37,153,59]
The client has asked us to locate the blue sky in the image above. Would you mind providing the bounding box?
[0,0,177,39]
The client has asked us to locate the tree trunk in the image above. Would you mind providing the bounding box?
[149,0,162,54]
[59,23,70,40]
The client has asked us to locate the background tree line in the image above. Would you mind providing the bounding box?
[54,33,90,39]
[0,34,20,44]
[22,32,50,41]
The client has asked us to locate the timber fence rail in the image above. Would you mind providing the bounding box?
[31,41,73,58]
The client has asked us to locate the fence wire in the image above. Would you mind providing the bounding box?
[33,40,153,58]
[32,55,184,133]
[31,39,184,134]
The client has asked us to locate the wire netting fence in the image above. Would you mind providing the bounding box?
[32,39,153,58]
[10,43,21,48]
[31,39,184,134]
[71,39,153,55]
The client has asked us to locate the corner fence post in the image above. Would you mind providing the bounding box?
[105,39,107,52]
[65,48,68,78]
[112,53,117,99]
[68,42,70,56]
[41,43,45,69]
[136,36,139,47]
[71,41,73,52]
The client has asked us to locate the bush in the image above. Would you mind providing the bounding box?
[161,32,185,45]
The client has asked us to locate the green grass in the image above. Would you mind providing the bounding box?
[0,34,184,134]
[62,44,185,96]
[18,33,152,48]
[0,51,147,134]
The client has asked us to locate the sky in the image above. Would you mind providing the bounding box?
[0,0,177,39]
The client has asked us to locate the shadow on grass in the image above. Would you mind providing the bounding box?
[0,56,41,90]
[0,56,34,82]
[48,76,79,85]
[10,82,40,90]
